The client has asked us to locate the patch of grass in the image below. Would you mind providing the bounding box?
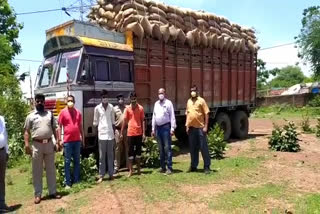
[295,194,320,213]
[209,183,285,211]
[253,105,320,119]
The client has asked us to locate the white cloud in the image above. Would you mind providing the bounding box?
[258,43,312,77]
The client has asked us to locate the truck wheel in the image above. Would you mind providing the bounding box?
[231,111,249,139]
[215,112,231,140]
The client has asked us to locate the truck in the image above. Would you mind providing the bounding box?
[34,19,257,149]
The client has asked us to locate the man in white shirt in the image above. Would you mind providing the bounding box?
[93,90,116,183]
[0,115,9,211]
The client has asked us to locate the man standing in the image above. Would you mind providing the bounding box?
[0,115,10,212]
[185,86,211,174]
[114,94,128,174]
[151,88,176,175]
[58,95,84,189]
[93,90,115,183]
[121,92,145,177]
[24,94,61,204]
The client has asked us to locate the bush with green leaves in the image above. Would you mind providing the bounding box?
[269,121,301,152]
[207,124,227,160]
[308,95,320,107]
[300,114,313,133]
[141,137,180,168]
[55,152,97,188]
[315,119,320,138]
[7,133,27,168]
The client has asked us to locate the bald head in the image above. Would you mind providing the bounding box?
[158,88,166,94]
[158,88,166,101]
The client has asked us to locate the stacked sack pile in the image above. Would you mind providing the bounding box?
[87,0,259,53]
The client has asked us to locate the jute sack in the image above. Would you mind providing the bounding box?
[199,31,208,47]
[123,8,137,18]
[168,19,186,31]
[160,24,170,43]
[209,27,221,35]
[197,19,209,28]
[103,11,115,20]
[148,13,169,24]
[115,11,123,22]
[212,34,219,49]
[169,25,178,40]
[177,29,186,44]
[248,40,256,52]
[99,7,106,16]
[97,0,106,6]
[121,1,148,12]
[151,24,162,40]
[233,39,241,53]
[208,19,218,27]
[232,32,241,39]
[240,32,248,39]
[147,1,168,12]
[183,16,197,26]
[232,26,241,34]
[206,32,213,48]
[149,6,167,18]
[221,28,232,36]
[141,16,152,36]
[240,39,246,52]
[167,5,184,17]
[167,13,184,24]
[103,3,114,11]
[126,21,144,38]
[186,31,195,47]
[217,35,224,50]
[107,20,117,28]
[114,4,122,13]
[220,22,232,31]
[228,39,236,53]
[123,14,143,27]
[192,29,201,46]
[223,36,231,51]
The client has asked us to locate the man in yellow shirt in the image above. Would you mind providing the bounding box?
[185,85,211,174]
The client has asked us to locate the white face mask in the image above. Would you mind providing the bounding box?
[102,98,108,104]
[118,99,124,105]
[67,101,74,108]
[158,94,165,101]
[191,91,197,98]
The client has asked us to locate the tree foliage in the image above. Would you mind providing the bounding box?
[0,1,28,152]
[296,6,320,77]
[269,66,306,88]
[257,59,279,90]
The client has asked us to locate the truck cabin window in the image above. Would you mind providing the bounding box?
[119,61,132,82]
[39,55,56,87]
[95,60,110,81]
[57,50,80,83]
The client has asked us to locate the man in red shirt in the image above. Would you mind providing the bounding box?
[121,92,145,177]
[58,95,84,189]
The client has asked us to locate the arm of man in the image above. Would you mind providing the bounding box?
[79,113,85,147]
[23,116,32,156]
[202,99,210,134]
[120,108,128,138]
[169,101,176,135]
[141,107,146,141]
[111,106,116,132]
[151,104,156,136]
[185,101,190,133]
[2,117,9,161]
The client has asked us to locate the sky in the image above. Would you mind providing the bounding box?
[8,0,319,97]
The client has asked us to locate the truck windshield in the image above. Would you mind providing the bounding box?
[56,50,81,84]
[39,55,57,87]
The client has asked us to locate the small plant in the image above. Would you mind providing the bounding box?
[315,118,320,138]
[207,124,227,160]
[300,114,313,133]
[269,121,301,152]
[7,133,27,168]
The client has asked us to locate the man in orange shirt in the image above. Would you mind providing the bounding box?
[120,92,145,177]
[185,85,211,174]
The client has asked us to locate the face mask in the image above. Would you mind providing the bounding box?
[102,98,108,104]
[118,99,124,105]
[131,100,137,105]
[36,104,44,112]
[191,91,197,98]
[159,94,165,101]
[67,101,74,108]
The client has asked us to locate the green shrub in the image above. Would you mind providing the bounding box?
[300,114,313,133]
[315,118,320,138]
[141,137,179,168]
[55,153,97,188]
[207,124,227,160]
[308,95,320,107]
[7,133,27,167]
[269,121,300,152]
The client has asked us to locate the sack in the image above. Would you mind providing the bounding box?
[212,34,218,49]
[177,29,186,44]
[151,24,162,40]
[223,36,231,51]
[199,31,208,47]
[183,16,197,25]
[126,22,144,38]
[141,16,152,36]
[98,7,105,16]
[229,39,236,52]
[115,11,123,22]
[221,27,232,36]
[107,20,116,28]
[169,25,178,40]
[206,32,213,47]
[148,13,169,24]
[123,15,143,27]
[186,31,194,47]
[114,3,122,13]
[103,3,114,11]
[167,13,184,24]
[121,1,148,12]
[192,29,201,46]
[103,11,115,20]
[220,22,231,31]
[217,35,224,50]
[149,6,167,18]
[167,5,184,17]
[197,19,209,28]
[160,24,170,43]
[148,1,168,12]
[123,8,137,18]
[168,19,186,31]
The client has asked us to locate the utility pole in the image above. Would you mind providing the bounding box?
[29,66,33,100]
[80,0,84,21]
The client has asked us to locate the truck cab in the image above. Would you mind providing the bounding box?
[35,20,134,149]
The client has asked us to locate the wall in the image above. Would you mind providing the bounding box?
[256,93,312,107]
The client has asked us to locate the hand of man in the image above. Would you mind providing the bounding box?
[81,138,85,148]
[25,145,32,156]
[142,134,146,143]
[203,127,208,134]
[151,131,155,137]
[170,130,174,136]
[186,126,189,133]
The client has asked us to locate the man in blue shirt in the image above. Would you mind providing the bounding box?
[151,88,176,175]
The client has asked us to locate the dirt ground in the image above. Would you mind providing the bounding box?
[8,118,320,213]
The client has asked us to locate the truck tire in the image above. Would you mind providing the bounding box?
[215,112,231,140]
[231,111,249,139]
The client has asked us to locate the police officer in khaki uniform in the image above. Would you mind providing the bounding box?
[114,94,128,174]
[24,94,61,204]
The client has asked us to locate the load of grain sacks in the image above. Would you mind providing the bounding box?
[87,0,259,52]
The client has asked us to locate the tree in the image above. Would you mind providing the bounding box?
[257,59,279,90]
[269,66,306,88]
[296,6,320,77]
[0,1,28,142]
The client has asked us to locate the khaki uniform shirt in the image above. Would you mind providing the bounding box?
[24,110,57,139]
[114,105,125,128]
[185,96,210,128]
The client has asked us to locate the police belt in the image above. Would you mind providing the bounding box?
[32,138,52,144]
